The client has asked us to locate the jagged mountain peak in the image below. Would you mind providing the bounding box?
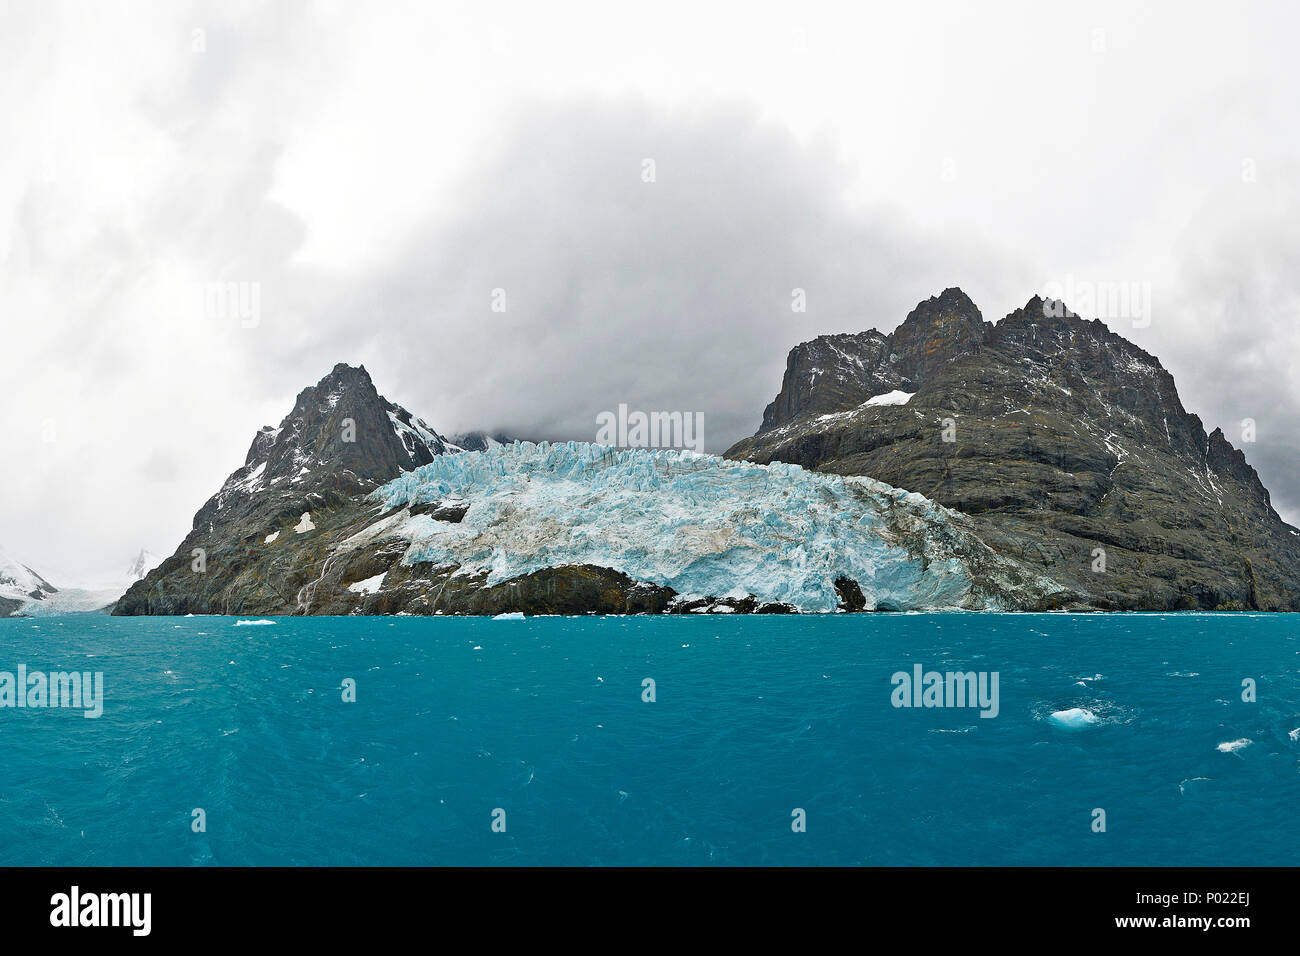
[193,363,461,534]
[902,286,982,321]
[259,362,456,478]
[728,288,1300,610]
[890,286,986,381]
[759,287,987,432]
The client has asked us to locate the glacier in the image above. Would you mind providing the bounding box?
[366,441,1061,612]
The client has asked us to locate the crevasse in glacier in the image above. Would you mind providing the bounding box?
[370,441,1014,611]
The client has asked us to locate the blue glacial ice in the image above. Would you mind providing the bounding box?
[365,441,1058,612]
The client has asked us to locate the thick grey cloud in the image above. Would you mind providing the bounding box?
[1155,171,1300,521]
[319,97,1020,451]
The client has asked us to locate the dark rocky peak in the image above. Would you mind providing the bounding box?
[246,363,456,487]
[992,296,1172,370]
[988,297,1201,450]
[888,287,985,381]
[193,364,459,533]
[1206,426,1272,508]
[990,296,1154,358]
[759,329,899,431]
[759,288,985,433]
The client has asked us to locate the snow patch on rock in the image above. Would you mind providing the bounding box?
[864,390,915,407]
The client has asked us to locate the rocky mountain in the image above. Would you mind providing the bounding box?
[117,299,1300,617]
[116,364,463,614]
[727,288,1300,611]
[116,362,1068,615]
[119,438,1067,616]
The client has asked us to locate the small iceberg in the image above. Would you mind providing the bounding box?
[1216,738,1251,753]
[1049,707,1099,729]
[234,619,276,627]
[492,611,525,621]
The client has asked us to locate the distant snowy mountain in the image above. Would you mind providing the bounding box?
[0,549,124,616]
[127,548,158,581]
[450,431,526,452]
[0,548,58,615]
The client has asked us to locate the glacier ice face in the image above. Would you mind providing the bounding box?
[370,441,1054,612]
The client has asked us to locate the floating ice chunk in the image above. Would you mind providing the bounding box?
[234,619,276,626]
[1049,707,1099,729]
[492,611,525,620]
[1216,738,1251,753]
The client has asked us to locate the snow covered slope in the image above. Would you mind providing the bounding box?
[0,547,58,614]
[0,547,56,600]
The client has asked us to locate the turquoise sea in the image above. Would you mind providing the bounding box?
[0,613,1295,866]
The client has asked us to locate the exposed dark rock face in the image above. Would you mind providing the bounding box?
[761,288,984,431]
[834,576,867,612]
[728,291,1300,611]
[115,364,461,615]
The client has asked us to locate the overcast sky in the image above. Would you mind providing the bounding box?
[4,0,1300,582]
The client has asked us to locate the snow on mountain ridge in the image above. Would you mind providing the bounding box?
[0,547,57,600]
